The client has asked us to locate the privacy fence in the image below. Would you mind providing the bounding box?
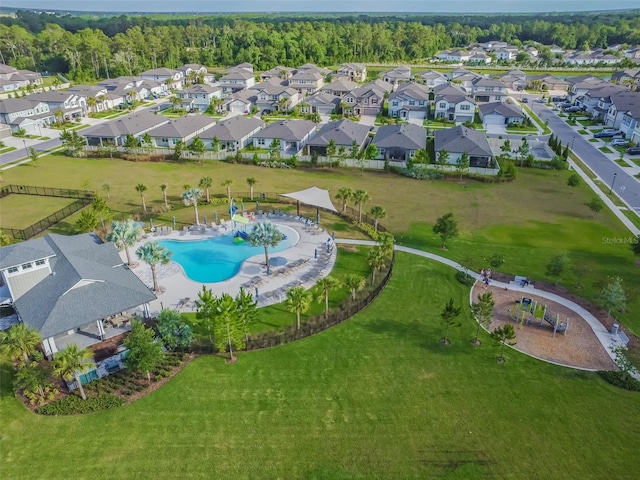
[0,185,94,241]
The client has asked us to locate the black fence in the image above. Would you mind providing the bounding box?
[1,185,95,241]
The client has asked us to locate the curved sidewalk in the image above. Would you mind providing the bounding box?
[336,239,625,369]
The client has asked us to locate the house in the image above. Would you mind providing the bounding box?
[449,68,482,91]
[138,68,184,90]
[468,51,492,64]
[224,62,254,74]
[146,115,217,148]
[415,70,448,88]
[525,74,570,92]
[250,81,301,114]
[67,85,123,113]
[298,92,341,115]
[97,76,161,101]
[611,69,640,89]
[259,66,295,82]
[26,90,87,121]
[471,78,508,103]
[342,80,392,116]
[289,69,325,96]
[496,69,527,91]
[251,119,317,154]
[605,92,640,138]
[437,50,471,63]
[565,75,610,102]
[577,84,627,119]
[495,46,519,61]
[322,79,359,97]
[219,69,256,94]
[433,84,476,123]
[306,119,370,156]
[177,64,215,84]
[0,64,42,92]
[297,63,332,77]
[478,102,525,126]
[82,111,169,147]
[335,63,367,82]
[0,233,156,359]
[379,66,412,86]
[176,84,222,112]
[371,124,426,162]
[225,89,257,114]
[388,82,430,119]
[481,40,508,51]
[199,115,264,152]
[434,125,494,167]
[0,98,55,134]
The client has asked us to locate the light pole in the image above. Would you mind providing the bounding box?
[609,173,617,195]
[22,139,28,157]
[571,136,575,151]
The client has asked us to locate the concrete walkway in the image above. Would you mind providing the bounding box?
[336,238,631,372]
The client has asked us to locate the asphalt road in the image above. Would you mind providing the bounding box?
[1,137,62,165]
[531,101,640,214]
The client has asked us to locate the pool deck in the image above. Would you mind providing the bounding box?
[121,216,337,316]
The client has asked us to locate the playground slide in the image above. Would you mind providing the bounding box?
[235,231,249,241]
[543,313,567,333]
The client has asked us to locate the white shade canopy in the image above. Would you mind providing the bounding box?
[280,186,338,212]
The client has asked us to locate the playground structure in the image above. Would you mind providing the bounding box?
[509,297,569,337]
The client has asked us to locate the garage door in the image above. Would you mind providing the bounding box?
[230,104,247,114]
[483,115,504,125]
[457,115,473,123]
[408,111,426,120]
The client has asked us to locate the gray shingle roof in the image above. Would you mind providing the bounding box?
[322,79,359,93]
[372,124,427,150]
[610,91,640,118]
[304,92,341,108]
[199,116,264,142]
[434,125,492,157]
[8,233,156,338]
[479,102,524,118]
[389,82,430,102]
[254,120,316,141]
[0,98,43,114]
[82,111,168,138]
[147,115,216,139]
[0,237,54,270]
[307,119,371,147]
[181,84,221,95]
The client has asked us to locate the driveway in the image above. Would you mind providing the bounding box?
[359,115,376,126]
[484,123,507,135]
[531,102,640,214]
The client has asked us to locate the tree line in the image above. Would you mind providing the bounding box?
[2,11,640,81]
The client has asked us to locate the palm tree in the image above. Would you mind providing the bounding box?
[335,187,353,212]
[377,232,395,258]
[98,94,107,111]
[315,276,341,320]
[367,247,387,283]
[0,322,42,363]
[182,187,203,225]
[86,96,97,113]
[344,274,366,302]
[136,241,172,293]
[198,176,213,203]
[102,181,111,200]
[248,222,283,275]
[221,179,233,201]
[75,209,99,233]
[53,344,95,400]
[285,286,313,330]
[91,196,111,231]
[368,205,386,231]
[246,177,257,200]
[135,183,148,214]
[159,183,169,209]
[352,189,370,223]
[107,219,143,267]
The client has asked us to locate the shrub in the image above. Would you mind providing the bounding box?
[399,165,444,180]
[597,370,640,392]
[36,394,125,415]
[455,270,476,287]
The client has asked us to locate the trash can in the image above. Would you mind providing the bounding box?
[611,324,619,335]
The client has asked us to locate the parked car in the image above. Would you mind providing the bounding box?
[521,97,529,103]
[626,146,640,155]
[564,106,582,113]
[535,98,546,103]
[552,96,567,102]
[558,102,572,108]
[610,138,629,147]
[594,130,622,138]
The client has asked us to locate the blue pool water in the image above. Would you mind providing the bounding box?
[158,225,298,283]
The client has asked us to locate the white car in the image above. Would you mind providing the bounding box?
[610,138,629,147]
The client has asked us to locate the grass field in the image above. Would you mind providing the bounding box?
[3,153,639,334]
[1,256,639,479]
[0,194,78,229]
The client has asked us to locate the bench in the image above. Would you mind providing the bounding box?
[619,331,630,347]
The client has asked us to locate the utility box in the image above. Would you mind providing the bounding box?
[611,324,619,335]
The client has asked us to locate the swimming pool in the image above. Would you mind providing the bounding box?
[158,224,298,283]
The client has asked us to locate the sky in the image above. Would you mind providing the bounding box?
[3,1,639,14]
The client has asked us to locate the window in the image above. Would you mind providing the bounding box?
[460,104,471,111]
[7,267,18,274]
[21,263,33,270]
[392,101,399,107]
[439,102,447,108]
[409,101,415,106]
[35,259,45,266]
[257,138,266,146]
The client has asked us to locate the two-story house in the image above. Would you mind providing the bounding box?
[433,84,477,123]
[289,69,325,96]
[342,79,393,116]
[415,70,448,88]
[495,46,519,61]
[437,50,471,63]
[177,64,216,85]
[306,119,370,156]
[252,119,317,155]
[259,66,295,82]
[0,64,42,92]
[97,76,158,102]
[449,68,482,91]
[322,80,359,98]
[335,63,367,82]
[139,68,184,90]
[388,82,431,119]
[471,77,508,103]
[611,69,640,89]
[219,69,256,95]
[67,85,123,113]
[176,84,222,112]
[250,81,301,114]
[605,91,640,138]
[26,90,88,121]
[379,66,412,87]
[565,75,609,102]
[578,84,627,119]
[0,98,55,134]
[496,69,527,91]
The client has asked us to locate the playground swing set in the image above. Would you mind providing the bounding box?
[509,297,569,337]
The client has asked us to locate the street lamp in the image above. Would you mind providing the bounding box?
[609,173,617,195]
[571,136,575,151]
[22,139,28,157]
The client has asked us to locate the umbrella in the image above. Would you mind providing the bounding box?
[269,256,287,267]
[172,216,176,228]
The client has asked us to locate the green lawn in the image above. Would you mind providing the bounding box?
[615,159,631,167]
[599,146,613,153]
[3,154,639,335]
[0,194,78,229]
[622,209,640,230]
[578,129,589,135]
[1,255,640,479]
[0,146,17,154]
[589,138,600,143]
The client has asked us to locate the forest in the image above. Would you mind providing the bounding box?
[1,9,640,82]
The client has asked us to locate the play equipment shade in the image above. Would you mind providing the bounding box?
[280,186,338,212]
[232,214,249,224]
